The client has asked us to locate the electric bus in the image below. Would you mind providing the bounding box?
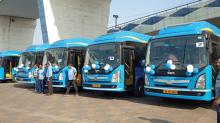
[0,50,21,81]
[82,31,151,96]
[145,21,220,101]
[15,44,50,84]
[44,38,92,88]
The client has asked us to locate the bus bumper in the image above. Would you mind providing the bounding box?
[15,77,35,84]
[51,80,67,88]
[83,82,124,92]
[144,86,213,101]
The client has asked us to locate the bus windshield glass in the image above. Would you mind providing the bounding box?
[19,52,35,67]
[147,35,207,70]
[85,43,120,70]
[46,48,67,68]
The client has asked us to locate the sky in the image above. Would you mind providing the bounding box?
[108,0,196,27]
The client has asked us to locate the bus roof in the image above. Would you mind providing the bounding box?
[24,44,50,53]
[91,31,151,45]
[48,38,93,49]
[153,21,220,39]
[0,50,21,57]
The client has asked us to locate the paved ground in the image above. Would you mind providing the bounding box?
[0,82,216,123]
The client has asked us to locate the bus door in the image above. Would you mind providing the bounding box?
[35,52,44,65]
[3,57,11,79]
[68,50,83,86]
[122,47,135,89]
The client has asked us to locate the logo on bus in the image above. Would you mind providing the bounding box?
[167,71,175,75]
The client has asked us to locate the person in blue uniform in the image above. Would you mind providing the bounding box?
[66,64,78,95]
[213,57,220,123]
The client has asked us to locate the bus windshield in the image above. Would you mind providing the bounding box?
[84,43,120,70]
[19,52,35,67]
[46,48,67,68]
[147,35,208,70]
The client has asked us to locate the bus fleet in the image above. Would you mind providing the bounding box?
[1,21,220,101]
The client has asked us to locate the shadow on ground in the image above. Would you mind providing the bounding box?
[12,83,213,110]
[79,90,213,110]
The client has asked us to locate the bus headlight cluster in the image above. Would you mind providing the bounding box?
[83,65,91,73]
[104,64,113,73]
[112,71,120,83]
[14,68,18,72]
[28,72,33,78]
[146,65,155,75]
[92,64,96,69]
[186,64,199,76]
[195,74,205,89]
[165,60,176,70]
[59,73,63,80]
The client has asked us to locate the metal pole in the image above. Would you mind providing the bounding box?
[113,15,119,28]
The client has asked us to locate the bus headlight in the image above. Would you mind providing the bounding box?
[112,71,120,83]
[28,72,32,78]
[195,74,205,89]
[59,73,63,80]
[145,74,149,86]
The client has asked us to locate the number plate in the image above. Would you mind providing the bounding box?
[92,84,101,88]
[163,90,178,94]
[18,78,23,81]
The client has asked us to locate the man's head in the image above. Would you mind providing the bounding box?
[216,57,220,70]
[34,64,38,68]
[39,65,42,69]
[68,64,73,68]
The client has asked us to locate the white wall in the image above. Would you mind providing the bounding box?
[0,16,36,51]
[42,0,111,44]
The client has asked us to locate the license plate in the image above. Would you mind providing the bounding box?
[18,78,23,81]
[163,90,178,94]
[92,84,101,88]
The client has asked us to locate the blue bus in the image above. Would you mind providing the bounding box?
[0,50,21,81]
[82,31,151,96]
[44,38,92,88]
[15,44,50,84]
[144,21,220,101]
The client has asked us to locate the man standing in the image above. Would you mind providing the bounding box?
[213,57,220,123]
[66,64,78,96]
[33,64,39,93]
[46,63,53,95]
[38,65,45,93]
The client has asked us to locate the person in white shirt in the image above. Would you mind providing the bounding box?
[46,63,53,95]
[38,65,45,93]
[66,64,78,95]
[33,64,39,93]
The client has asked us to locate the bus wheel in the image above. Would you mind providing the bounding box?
[134,79,145,97]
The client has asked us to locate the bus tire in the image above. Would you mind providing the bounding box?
[134,79,145,97]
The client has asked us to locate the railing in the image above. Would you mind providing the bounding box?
[108,0,206,29]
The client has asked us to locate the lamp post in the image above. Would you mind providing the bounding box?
[113,15,119,28]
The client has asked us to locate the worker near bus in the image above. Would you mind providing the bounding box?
[213,57,220,123]
[46,63,53,95]
[43,64,48,93]
[38,65,45,93]
[66,63,78,96]
[33,64,39,93]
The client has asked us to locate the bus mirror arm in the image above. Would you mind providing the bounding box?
[207,41,213,54]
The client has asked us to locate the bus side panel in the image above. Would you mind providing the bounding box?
[0,67,4,80]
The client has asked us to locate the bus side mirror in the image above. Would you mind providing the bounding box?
[207,41,213,54]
